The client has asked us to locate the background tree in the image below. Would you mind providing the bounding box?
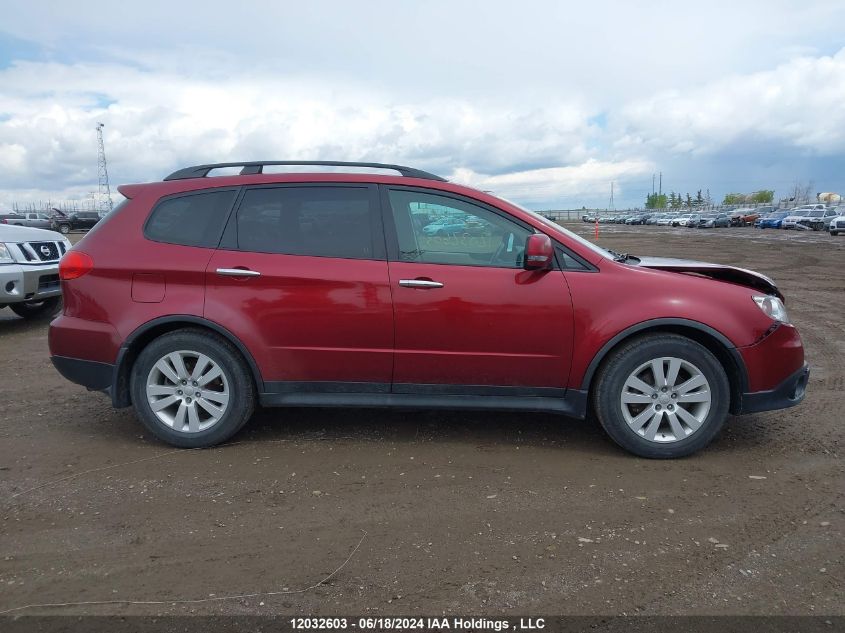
[695,190,704,208]
[645,193,668,209]
[788,181,813,203]
[670,192,684,208]
[685,193,693,208]
[723,193,747,205]
[750,190,774,204]
[705,189,713,206]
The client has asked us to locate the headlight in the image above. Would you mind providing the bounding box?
[753,295,790,324]
[0,243,13,264]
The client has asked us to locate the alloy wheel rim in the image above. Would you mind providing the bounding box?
[146,350,230,433]
[620,356,711,443]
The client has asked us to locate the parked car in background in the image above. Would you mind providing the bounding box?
[51,211,102,235]
[1,212,25,225]
[796,207,839,231]
[671,213,694,227]
[737,206,773,226]
[685,214,703,228]
[696,213,729,228]
[829,210,845,236]
[728,209,751,226]
[781,206,816,230]
[783,207,834,231]
[422,218,467,236]
[646,213,667,225]
[0,223,70,319]
[48,159,808,459]
[656,215,674,226]
[757,210,791,229]
[625,213,651,225]
[2,212,54,229]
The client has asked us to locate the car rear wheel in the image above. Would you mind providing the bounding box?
[130,329,255,448]
[9,296,62,319]
[592,333,730,458]
[57,224,70,234]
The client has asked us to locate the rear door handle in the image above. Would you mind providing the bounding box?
[398,279,444,289]
[216,267,261,277]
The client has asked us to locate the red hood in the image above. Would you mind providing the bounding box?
[633,257,783,301]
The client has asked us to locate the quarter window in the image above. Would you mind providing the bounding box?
[236,187,375,259]
[387,189,533,268]
[145,190,236,248]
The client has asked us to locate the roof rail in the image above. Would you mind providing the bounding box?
[163,161,447,182]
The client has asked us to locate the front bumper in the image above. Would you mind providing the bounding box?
[0,263,61,305]
[741,363,809,414]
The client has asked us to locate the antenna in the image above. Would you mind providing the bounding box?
[96,123,114,213]
[608,181,615,211]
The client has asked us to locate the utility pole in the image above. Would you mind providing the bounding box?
[96,123,114,214]
[652,174,655,196]
[608,181,615,211]
[658,172,662,196]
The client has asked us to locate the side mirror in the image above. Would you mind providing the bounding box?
[524,233,554,270]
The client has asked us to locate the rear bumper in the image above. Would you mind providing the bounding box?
[740,362,809,414]
[51,355,114,393]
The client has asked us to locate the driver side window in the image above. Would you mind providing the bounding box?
[387,189,532,268]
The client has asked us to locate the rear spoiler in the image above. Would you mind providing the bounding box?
[117,184,146,199]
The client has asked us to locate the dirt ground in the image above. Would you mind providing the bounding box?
[0,226,842,617]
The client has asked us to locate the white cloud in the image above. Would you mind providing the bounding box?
[450,159,654,205]
[1,1,845,208]
[0,60,604,207]
[616,48,845,155]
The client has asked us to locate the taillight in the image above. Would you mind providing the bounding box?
[59,251,94,280]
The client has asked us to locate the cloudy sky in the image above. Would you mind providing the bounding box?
[1,0,844,210]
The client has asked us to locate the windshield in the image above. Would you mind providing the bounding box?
[517,206,613,259]
[808,210,824,217]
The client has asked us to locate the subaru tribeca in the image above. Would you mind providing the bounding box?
[49,161,809,458]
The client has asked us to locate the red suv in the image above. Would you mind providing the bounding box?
[49,161,808,458]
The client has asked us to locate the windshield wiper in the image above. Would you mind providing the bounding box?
[608,249,639,263]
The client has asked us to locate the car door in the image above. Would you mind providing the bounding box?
[204,183,394,393]
[382,186,574,394]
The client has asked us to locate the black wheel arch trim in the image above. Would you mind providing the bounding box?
[579,318,749,395]
[111,315,264,408]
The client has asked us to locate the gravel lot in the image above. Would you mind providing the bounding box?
[1,226,842,616]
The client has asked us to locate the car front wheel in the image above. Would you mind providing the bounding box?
[592,333,730,458]
[9,296,62,319]
[130,329,256,448]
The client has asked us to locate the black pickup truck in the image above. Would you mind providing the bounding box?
[51,211,102,234]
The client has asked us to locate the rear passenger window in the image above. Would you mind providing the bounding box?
[145,190,236,247]
[236,187,375,259]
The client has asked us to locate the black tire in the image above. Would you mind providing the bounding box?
[831,231,839,236]
[130,328,256,448]
[592,333,730,459]
[9,296,62,320]
[57,224,70,234]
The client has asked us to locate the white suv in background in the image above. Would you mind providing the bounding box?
[781,205,824,230]
[0,224,70,319]
[829,208,845,236]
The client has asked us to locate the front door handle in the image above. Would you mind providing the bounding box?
[216,267,261,277]
[398,279,444,289]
